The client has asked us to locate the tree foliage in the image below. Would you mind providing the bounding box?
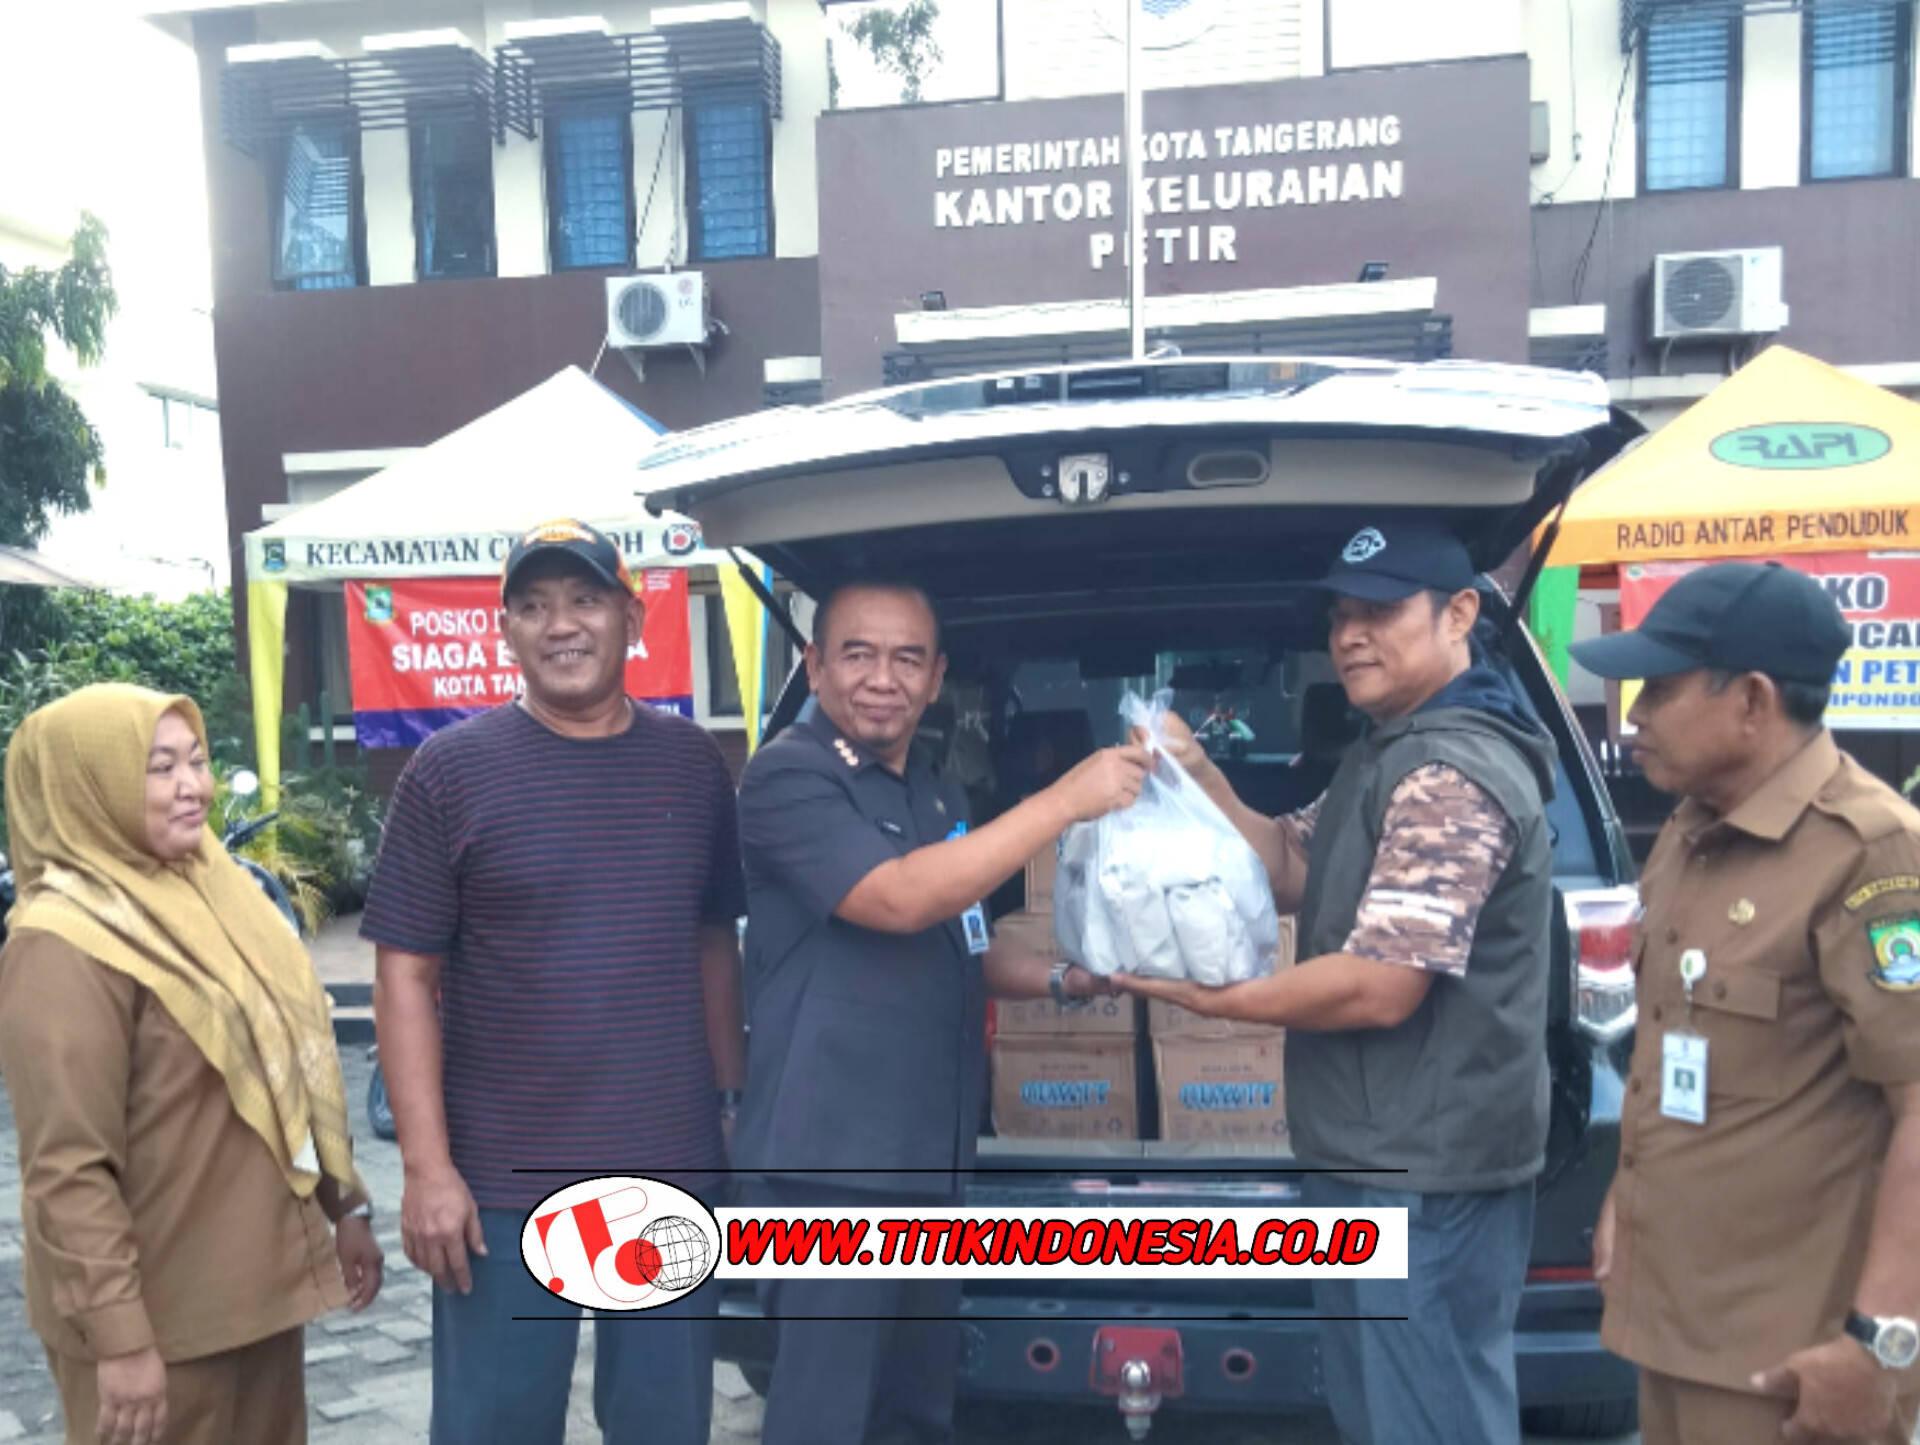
[0,212,116,548]
[0,213,117,652]
[42,588,238,706]
[846,0,943,105]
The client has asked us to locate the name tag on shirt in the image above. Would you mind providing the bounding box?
[1660,1032,1708,1125]
[961,904,991,955]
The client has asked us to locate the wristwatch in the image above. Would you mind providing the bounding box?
[345,1200,373,1222]
[1048,959,1090,1009]
[717,1088,745,1121]
[1844,1311,1920,1370]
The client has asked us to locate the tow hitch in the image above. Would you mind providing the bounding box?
[1090,1326,1183,1440]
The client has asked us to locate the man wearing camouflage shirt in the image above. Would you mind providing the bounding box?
[1119,520,1557,1445]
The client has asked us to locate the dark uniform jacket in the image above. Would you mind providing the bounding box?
[735,707,986,1198]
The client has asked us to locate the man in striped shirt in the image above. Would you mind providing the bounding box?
[364,520,746,1445]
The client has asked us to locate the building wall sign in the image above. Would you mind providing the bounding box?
[932,114,1406,271]
[817,59,1532,394]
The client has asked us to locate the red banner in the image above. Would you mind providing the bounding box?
[1619,552,1920,730]
[345,572,693,747]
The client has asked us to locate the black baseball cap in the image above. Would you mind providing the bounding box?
[1314,519,1479,602]
[1570,561,1849,685]
[501,518,633,602]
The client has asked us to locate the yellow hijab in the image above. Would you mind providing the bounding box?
[4,684,355,1198]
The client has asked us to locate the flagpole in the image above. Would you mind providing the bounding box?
[1125,0,1146,360]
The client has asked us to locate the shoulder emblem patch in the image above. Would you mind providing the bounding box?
[1846,876,1920,912]
[1866,912,1920,992]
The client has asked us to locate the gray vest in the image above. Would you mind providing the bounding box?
[1288,706,1554,1194]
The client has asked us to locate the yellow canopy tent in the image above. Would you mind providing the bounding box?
[1528,345,1920,721]
[1549,345,1920,568]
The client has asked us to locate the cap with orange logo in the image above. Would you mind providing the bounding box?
[501,518,634,602]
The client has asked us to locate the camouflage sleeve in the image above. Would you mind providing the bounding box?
[1342,764,1517,976]
[1285,792,1324,847]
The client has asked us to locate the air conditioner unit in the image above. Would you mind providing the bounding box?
[1652,247,1788,340]
[606,273,710,349]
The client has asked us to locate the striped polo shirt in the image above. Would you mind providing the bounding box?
[360,701,746,1210]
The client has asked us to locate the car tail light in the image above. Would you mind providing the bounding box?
[1527,1265,1598,1283]
[1565,886,1639,1043]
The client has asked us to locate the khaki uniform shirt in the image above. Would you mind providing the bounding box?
[1603,732,1920,1392]
[0,930,362,1363]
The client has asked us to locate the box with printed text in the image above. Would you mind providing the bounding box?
[1153,1034,1288,1145]
[991,1034,1140,1141]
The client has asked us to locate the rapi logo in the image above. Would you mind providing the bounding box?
[521,1175,721,1311]
[1710,424,1891,470]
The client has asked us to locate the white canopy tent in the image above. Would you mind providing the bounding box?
[240,366,754,799]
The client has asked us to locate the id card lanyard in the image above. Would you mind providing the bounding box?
[1660,948,1709,1125]
[949,820,992,956]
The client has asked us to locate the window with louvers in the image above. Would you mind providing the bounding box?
[412,112,497,280]
[1807,3,1910,181]
[1642,15,1736,191]
[273,121,362,290]
[689,102,771,261]
[547,104,634,270]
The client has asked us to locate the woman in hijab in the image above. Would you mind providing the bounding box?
[0,685,382,1445]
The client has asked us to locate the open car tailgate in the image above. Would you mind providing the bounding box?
[639,357,1641,603]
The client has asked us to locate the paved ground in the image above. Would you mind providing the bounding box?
[0,915,1631,1443]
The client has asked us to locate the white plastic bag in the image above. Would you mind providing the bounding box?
[1053,690,1282,984]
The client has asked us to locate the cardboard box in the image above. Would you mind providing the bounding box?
[1025,843,1058,909]
[1146,918,1297,1038]
[991,1035,1140,1141]
[1154,1035,1288,1145]
[1146,1000,1285,1039]
[989,911,1138,1035]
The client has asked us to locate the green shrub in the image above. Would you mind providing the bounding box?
[42,588,238,704]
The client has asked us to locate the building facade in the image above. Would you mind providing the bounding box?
[148,0,829,744]
[158,0,1920,743]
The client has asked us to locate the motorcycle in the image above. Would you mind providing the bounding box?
[0,770,293,947]
[223,770,300,932]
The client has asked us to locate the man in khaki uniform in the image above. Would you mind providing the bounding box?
[1572,562,1920,1444]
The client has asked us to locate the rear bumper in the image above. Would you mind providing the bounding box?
[716,1283,1635,1413]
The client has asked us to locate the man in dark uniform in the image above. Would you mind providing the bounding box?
[1118,520,1558,1445]
[735,577,1150,1445]
[1573,562,1920,1445]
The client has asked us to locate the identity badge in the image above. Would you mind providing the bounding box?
[961,904,991,956]
[1660,1032,1708,1125]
